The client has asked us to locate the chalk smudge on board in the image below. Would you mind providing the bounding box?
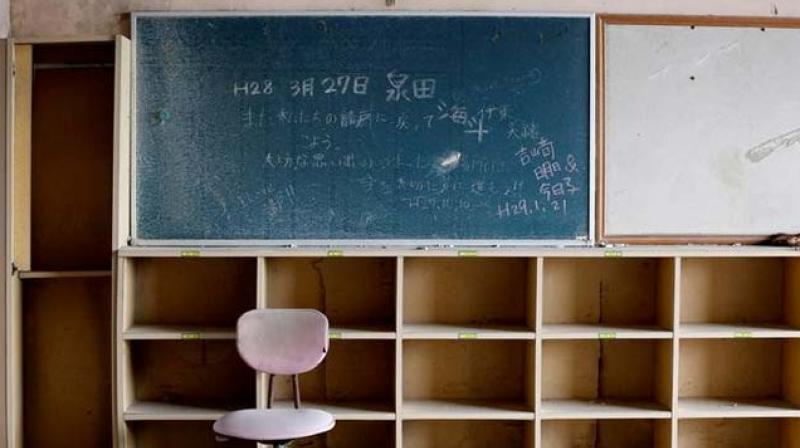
[435,150,462,175]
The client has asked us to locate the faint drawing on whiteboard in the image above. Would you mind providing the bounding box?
[746,127,800,163]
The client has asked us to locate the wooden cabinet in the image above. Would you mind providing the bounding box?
[6,36,128,447]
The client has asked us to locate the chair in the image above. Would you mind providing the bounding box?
[213,309,335,447]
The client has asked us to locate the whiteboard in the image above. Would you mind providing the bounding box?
[604,23,800,238]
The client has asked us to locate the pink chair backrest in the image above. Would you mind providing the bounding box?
[237,309,329,375]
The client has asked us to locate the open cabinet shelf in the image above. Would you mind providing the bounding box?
[541,339,672,419]
[297,420,396,448]
[677,338,800,418]
[542,419,672,448]
[27,43,115,271]
[125,340,256,420]
[22,276,113,446]
[680,258,800,338]
[267,257,397,338]
[404,420,532,448]
[403,339,535,420]
[677,418,800,447]
[271,339,396,420]
[541,258,674,340]
[402,257,535,339]
[121,257,257,339]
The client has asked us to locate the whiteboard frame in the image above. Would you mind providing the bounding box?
[598,14,800,245]
[130,11,596,247]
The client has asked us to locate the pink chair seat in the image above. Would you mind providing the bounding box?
[213,408,335,442]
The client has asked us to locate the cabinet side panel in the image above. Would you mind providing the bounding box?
[12,44,30,271]
[0,37,7,448]
[112,35,131,251]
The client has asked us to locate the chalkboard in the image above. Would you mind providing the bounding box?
[603,20,800,240]
[134,14,591,243]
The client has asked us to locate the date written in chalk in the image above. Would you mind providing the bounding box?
[233,72,438,102]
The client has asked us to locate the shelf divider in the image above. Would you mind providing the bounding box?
[677,397,800,419]
[19,270,111,279]
[123,325,236,340]
[541,323,671,340]
[402,399,534,421]
[679,322,800,339]
[540,399,671,420]
[402,323,534,340]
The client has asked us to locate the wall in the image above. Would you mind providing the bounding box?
[10,0,800,37]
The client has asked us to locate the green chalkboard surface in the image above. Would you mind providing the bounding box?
[134,14,591,243]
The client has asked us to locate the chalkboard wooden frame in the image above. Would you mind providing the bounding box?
[131,11,596,247]
[598,14,800,245]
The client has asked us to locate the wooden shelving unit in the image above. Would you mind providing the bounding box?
[108,250,800,447]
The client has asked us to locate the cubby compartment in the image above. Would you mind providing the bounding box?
[678,418,800,447]
[541,339,672,419]
[294,421,395,448]
[680,258,800,338]
[25,43,115,271]
[403,340,534,419]
[678,339,800,417]
[403,257,535,339]
[22,277,112,447]
[125,340,256,419]
[403,420,532,448]
[267,257,396,338]
[542,258,674,339]
[122,257,257,339]
[272,340,395,420]
[541,419,671,448]
[127,421,254,448]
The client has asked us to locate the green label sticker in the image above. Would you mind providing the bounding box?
[327,250,343,257]
[734,330,753,338]
[329,331,342,339]
[458,332,478,339]
[180,250,200,257]
[598,331,617,340]
[603,250,623,258]
[181,332,200,340]
[458,249,478,257]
